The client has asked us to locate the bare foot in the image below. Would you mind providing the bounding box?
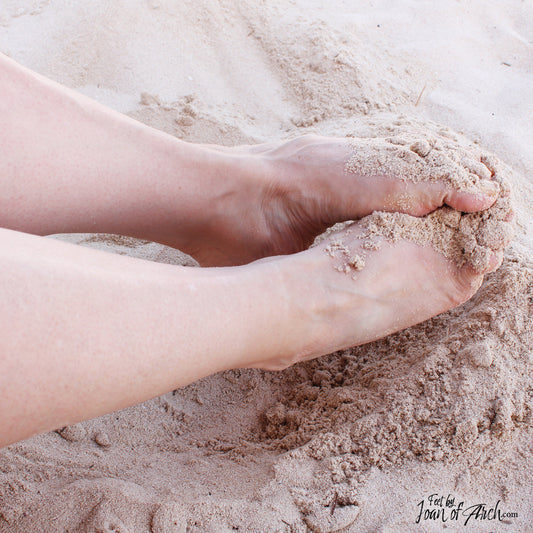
[194,134,502,266]
[251,209,510,371]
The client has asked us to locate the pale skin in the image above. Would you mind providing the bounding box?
[0,53,510,447]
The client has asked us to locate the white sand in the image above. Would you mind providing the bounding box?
[0,1,532,531]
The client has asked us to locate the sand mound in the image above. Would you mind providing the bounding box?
[263,250,532,465]
[261,251,532,531]
[1,118,530,532]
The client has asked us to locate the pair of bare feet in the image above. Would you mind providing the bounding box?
[180,134,511,370]
[0,52,513,445]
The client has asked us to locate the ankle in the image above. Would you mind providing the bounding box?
[166,143,273,265]
[246,249,340,369]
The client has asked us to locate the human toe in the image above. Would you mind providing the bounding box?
[443,181,499,212]
[476,218,514,251]
[462,157,493,180]
[486,249,505,273]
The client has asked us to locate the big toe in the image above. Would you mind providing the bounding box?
[443,179,500,212]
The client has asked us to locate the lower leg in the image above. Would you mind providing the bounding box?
[0,53,267,262]
[0,227,302,446]
[0,54,502,267]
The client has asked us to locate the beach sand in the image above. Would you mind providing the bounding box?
[0,1,532,531]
